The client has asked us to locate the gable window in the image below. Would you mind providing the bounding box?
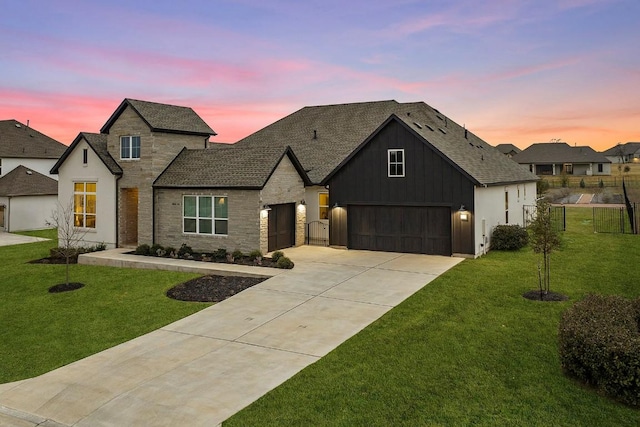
[388,149,405,177]
[183,195,228,235]
[74,182,96,228]
[83,148,88,165]
[120,136,141,160]
[319,192,329,220]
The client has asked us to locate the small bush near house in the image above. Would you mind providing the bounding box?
[490,225,529,251]
[579,178,586,188]
[271,250,285,262]
[248,249,263,261]
[537,179,550,195]
[178,243,193,257]
[232,249,244,260]
[558,294,640,406]
[150,244,164,256]
[276,256,294,269]
[134,244,151,256]
[164,247,177,257]
[214,248,228,259]
[599,179,604,188]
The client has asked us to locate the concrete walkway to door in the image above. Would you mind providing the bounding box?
[0,246,463,427]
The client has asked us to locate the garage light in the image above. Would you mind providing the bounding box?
[458,205,469,221]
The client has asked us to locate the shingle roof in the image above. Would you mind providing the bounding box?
[153,144,308,188]
[0,119,66,159]
[50,133,122,175]
[511,143,611,164]
[0,165,57,197]
[236,100,537,186]
[100,99,216,136]
[495,143,522,155]
[601,142,640,156]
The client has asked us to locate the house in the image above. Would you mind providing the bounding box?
[602,142,640,164]
[0,166,58,231]
[0,119,66,231]
[511,142,611,176]
[54,98,538,258]
[51,99,216,248]
[495,143,521,158]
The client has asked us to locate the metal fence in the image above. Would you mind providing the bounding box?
[593,204,638,234]
[523,205,566,232]
[306,221,329,246]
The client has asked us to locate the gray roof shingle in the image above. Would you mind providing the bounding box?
[100,99,216,136]
[154,144,307,188]
[236,100,537,186]
[51,133,122,175]
[0,165,57,196]
[512,143,611,164]
[0,119,66,159]
[601,142,640,156]
[495,143,522,155]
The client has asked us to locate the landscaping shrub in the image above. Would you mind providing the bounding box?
[490,225,529,251]
[271,250,284,262]
[232,249,244,259]
[150,244,164,256]
[164,247,177,257]
[134,244,151,256]
[276,256,294,269]
[558,294,640,406]
[579,178,586,188]
[178,243,193,257]
[214,248,228,259]
[248,249,263,261]
[537,179,550,195]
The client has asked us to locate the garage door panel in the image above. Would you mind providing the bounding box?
[268,203,295,252]
[348,205,451,255]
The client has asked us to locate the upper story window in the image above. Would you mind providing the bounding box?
[183,195,228,235]
[319,192,329,220]
[120,136,141,160]
[74,182,97,228]
[388,149,405,177]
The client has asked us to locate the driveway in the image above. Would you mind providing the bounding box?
[0,246,463,427]
[0,231,49,247]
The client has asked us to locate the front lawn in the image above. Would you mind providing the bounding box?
[0,230,210,384]
[225,207,640,426]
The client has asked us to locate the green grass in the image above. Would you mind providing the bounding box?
[225,208,640,426]
[0,230,210,384]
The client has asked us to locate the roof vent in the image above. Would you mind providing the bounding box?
[426,124,435,131]
[413,122,422,129]
[15,123,21,128]
[407,112,411,116]
[464,128,468,139]
[313,130,317,139]
[26,170,32,175]
[438,128,447,134]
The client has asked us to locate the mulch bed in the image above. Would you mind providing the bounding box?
[49,282,85,293]
[523,290,569,302]
[166,274,267,302]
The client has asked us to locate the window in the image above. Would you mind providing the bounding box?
[319,192,329,220]
[74,182,96,228]
[598,163,603,173]
[388,149,405,177]
[505,190,509,224]
[563,163,573,174]
[183,195,227,235]
[120,136,141,159]
[83,148,88,165]
[0,158,2,175]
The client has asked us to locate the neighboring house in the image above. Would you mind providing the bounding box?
[0,119,66,179]
[53,98,538,258]
[511,142,611,176]
[0,119,66,231]
[236,101,539,257]
[601,142,640,164]
[0,165,58,231]
[51,99,216,248]
[495,143,521,158]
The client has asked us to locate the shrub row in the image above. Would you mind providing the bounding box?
[558,294,640,406]
[490,225,529,251]
[49,242,107,259]
[133,244,294,269]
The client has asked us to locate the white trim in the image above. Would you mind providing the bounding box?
[182,195,228,236]
[120,135,141,160]
[387,148,405,177]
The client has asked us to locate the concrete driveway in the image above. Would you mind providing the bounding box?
[0,246,463,427]
[0,231,49,247]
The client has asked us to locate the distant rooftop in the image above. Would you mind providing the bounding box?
[0,119,66,159]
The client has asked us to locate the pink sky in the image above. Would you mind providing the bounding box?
[1,0,638,151]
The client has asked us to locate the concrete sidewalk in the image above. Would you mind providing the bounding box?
[0,246,463,426]
[0,231,49,247]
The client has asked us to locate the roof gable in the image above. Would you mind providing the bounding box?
[100,99,216,136]
[153,144,309,189]
[512,143,611,164]
[601,142,640,156]
[0,165,57,197]
[0,119,66,159]
[50,133,122,175]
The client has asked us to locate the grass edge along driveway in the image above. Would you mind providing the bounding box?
[0,229,210,384]
[225,208,640,427]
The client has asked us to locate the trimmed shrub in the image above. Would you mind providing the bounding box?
[537,179,550,195]
[579,178,586,188]
[558,294,640,406]
[164,247,177,257]
[150,244,164,256]
[599,179,604,188]
[134,244,151,256]
[232,249,244,259]
[178,243,193,257]
[490,225,529,251]
[214,248,228,259]
[276,256,294,269]
[248,249,263,261]
[271,250,285,262]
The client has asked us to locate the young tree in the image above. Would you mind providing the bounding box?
[528,198,561,299]
[46,198,87,286]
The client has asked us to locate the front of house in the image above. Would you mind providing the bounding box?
[54,98,537,257]
[512,142,612,176]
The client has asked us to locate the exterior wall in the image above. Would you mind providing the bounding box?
[532,162,611,176]
[473,181,536,256]
[57,139,118,247]
[304,185,329,245]
[1,158,58,179]
[154,188,261,253]
[0,195,57,231]
[259,156,306,253]
[105,105,208,246]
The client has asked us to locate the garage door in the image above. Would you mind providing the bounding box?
[348,205,451,255]
[268,203,295,252]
